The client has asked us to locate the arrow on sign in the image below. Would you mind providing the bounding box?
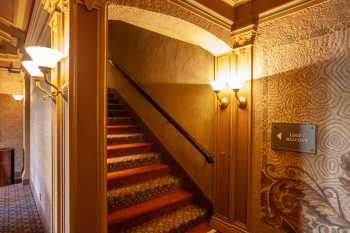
[276,132,283,141]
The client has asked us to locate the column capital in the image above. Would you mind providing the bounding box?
[231,24,256,50]
[41,0,68,13]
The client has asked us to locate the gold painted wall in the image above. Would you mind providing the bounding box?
[0,94,23,180]
[252,0,350,232]
[108,21,215,199]
[30,82,53,233]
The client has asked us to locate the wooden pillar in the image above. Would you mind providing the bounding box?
[68,1,107,233]
[210,24,256,233]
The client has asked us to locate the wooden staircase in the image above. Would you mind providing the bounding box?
[106,89,212,233]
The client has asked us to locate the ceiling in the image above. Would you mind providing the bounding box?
[0,0,33,72]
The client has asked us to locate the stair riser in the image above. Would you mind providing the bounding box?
[107,145,152,158]
[108,110,130,117]
[108,104,125,110]
[107,167,170,189]
[107,127,139,134]
[107,156,161,173]
[108,118,134,125]
[108,99,119,104]
[107,135,144,145]
[108,197,193,232]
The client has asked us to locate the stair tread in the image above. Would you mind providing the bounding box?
[108,190,193,226]
[107,164,169,181]
[108,175,183,210]
[107,142,152,150]
[107,133,143,139]
[107,152,160,164]
[107,124,138,129]
[118,204,208,233]
[107,152,161,172]
[108,116,132,119]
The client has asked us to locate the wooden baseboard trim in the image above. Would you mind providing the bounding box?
[210,215,249,233]
[22,179,30,185]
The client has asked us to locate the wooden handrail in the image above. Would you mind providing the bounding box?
[110,60,214,164]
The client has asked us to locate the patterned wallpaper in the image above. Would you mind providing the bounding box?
[0,94,23,180]
[253,0,350,232]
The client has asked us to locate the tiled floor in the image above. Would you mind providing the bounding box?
[0,184,44,233]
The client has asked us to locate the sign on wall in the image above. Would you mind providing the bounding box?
[272,123,317,154]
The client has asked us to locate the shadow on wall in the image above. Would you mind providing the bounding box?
[108,21,215,199]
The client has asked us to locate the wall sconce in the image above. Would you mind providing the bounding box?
[210,78,247,110]
[12,95,24,101]
[22,46,64,100]
[210,80,229,109]
[228,79,247,109]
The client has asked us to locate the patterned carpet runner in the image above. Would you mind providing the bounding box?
[107,89,210,233]
[0,184,44,233]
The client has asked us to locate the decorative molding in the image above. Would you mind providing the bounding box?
[211,214,249,233]
[174,0,233,29]
[220,0,251,7]
[258,0,327,23]
[231,24,256,49]
[41,0,68,13]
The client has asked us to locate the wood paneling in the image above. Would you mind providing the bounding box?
[69,2,107,233]
[0,148,14,186]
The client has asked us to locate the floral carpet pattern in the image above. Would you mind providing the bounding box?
[0,184,44,233]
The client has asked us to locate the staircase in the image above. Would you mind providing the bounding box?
[107,89,212,233]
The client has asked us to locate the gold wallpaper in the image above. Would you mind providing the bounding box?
[254,0,350,232]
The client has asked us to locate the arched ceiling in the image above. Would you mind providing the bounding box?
[108,5,232,56]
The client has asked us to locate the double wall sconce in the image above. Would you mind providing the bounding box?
[22,46,64,100]
[210,78,247,110]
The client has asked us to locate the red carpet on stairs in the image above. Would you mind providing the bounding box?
[106,89,212,233]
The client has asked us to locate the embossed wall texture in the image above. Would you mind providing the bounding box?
[0,94,23,180]
[253,0,350,232]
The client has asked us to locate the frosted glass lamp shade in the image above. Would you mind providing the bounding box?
[26,46,63,68]
[210,80,225,92]
[22,60,44,77]
[13,95,24,101]
[228,78,245,91]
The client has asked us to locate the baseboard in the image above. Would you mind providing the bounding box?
[210,215,249,233]
[22,179,30,185]
[30,181,51,233]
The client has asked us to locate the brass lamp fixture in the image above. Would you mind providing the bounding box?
[22,46,64,100]
[210,78,247,110]
[228,78,247,109]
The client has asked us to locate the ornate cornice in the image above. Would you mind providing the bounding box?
[41,0,68,13]
[231,24,256,49]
